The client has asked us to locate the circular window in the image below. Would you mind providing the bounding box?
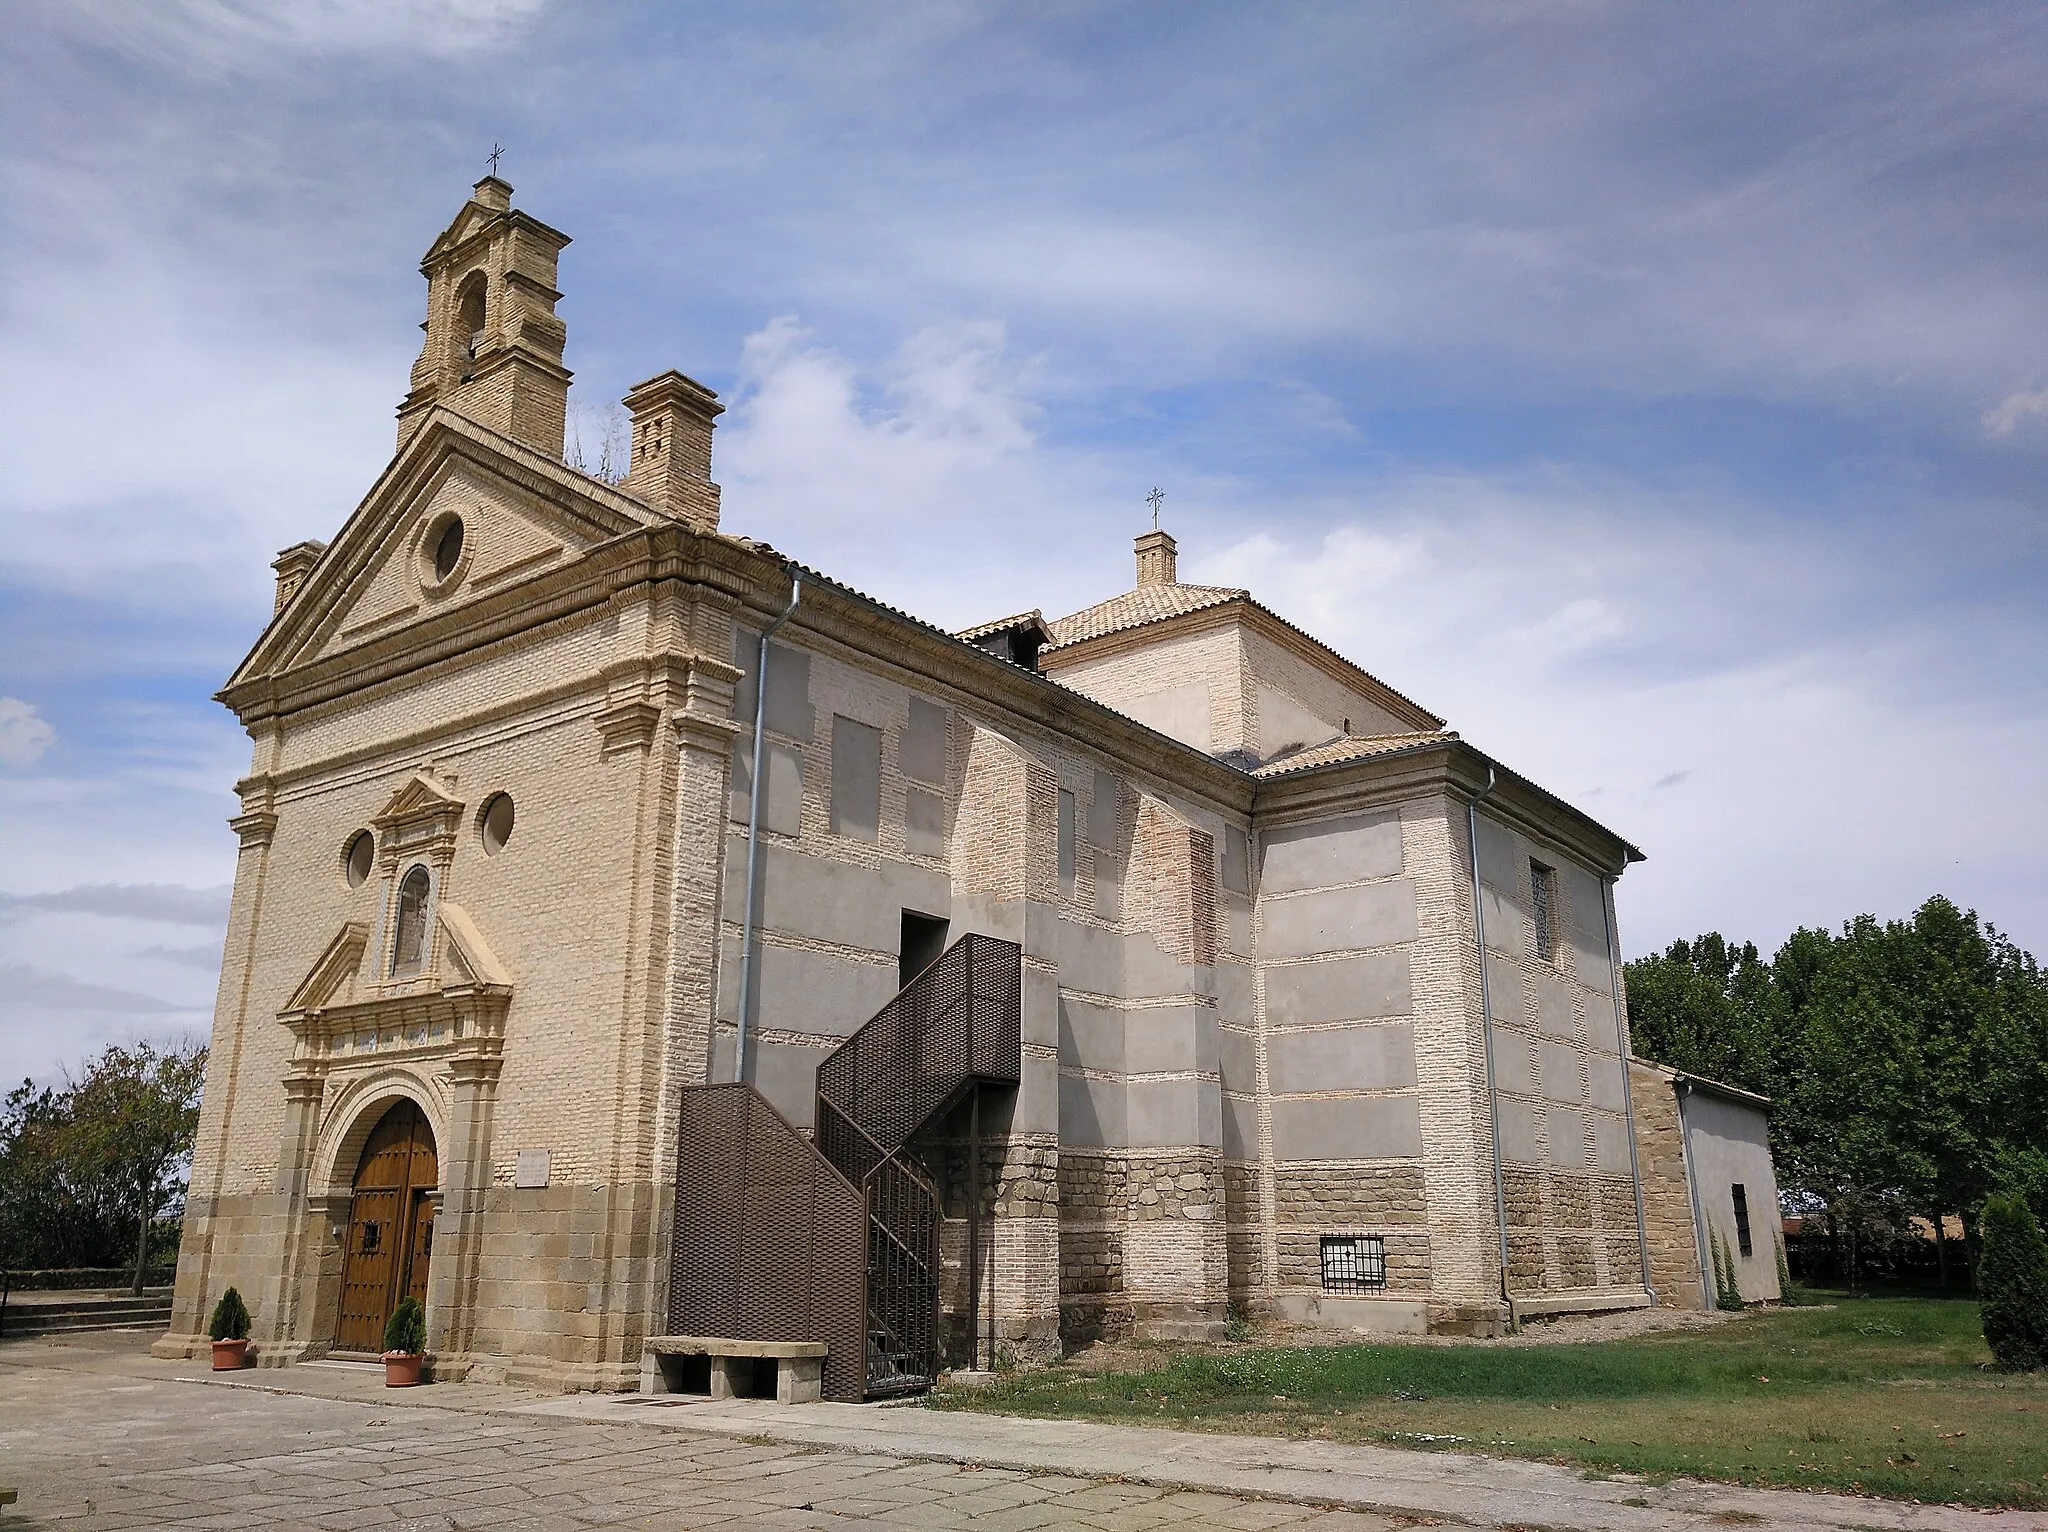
[343,830,374,887]
[479,792,515,855]
[433,516,465,582]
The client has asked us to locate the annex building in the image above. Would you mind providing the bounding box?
[157,180,1783,1399]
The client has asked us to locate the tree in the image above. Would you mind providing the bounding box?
[0,1041,206,1288]
[1625,895,2048,1291]
[64,1043,208,1294]
[1978,1193,2048,1371]
[1623,933,1771,1091]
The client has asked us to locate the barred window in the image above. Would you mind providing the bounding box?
[1531,861,1557,963]
[1319,1234,1386,1291]
[1732,1183,1753,1257]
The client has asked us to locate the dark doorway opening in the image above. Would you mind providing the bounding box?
[900,911,949,990]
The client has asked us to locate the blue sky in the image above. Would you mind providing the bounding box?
[3,1,2045,1087]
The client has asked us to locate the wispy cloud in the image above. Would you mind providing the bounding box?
[0,883,233,927]
[0,698,55,768]
[135,942,225,971]
[37,0,553,78]
[0,962,199,1016]
[1983,387,2048,439]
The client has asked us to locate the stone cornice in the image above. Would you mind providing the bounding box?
[1255,738,1643,877]
[763,564,1257,821]
[279,982,511,1078]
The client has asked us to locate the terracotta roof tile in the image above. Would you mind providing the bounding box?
[955,609,1049,643]
[1251,731,1459,777]
[1042,584,1248,649]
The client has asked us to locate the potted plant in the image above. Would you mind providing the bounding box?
[382,1296,426,1387]
[207,1288,251,1370]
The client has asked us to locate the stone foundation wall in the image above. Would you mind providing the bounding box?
[1267,1162,1434,1293]
[461,1181,665,1389]
[1501,1164,1645,1297]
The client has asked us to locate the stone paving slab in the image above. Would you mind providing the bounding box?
[0,1341,1409,1531]
[517,1392,2048,1532]
[4,1332,2045,1532]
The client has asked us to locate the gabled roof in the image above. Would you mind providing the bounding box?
[1633,1057,1771,1109]
[956,609,1050,643]
[1041,580,1445,733]
[223,405,665,694]
[1043,583,1247,649]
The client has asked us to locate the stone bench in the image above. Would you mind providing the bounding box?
[639,1336,827,1405]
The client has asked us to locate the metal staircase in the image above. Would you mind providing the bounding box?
[815,932,1021,1395]
[669,932,1020,1401]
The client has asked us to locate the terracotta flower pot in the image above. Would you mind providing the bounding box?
[383,1351,424,1387]
[210,1338,249,1371]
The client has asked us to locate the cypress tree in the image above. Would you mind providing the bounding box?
[1979,1193,2048,1371]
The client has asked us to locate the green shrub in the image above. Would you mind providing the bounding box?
[207,1287,250,1342]
[383,1296,426,1355]
[1978,1193,2048,1371]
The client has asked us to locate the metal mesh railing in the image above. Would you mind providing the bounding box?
[815,933,1020,1394]
[667,1083,869,1403]
[816,933,1021,1161]
[670,937,1021,1401]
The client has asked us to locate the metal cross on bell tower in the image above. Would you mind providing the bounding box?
[487,143,505,177]
[1146,486,1165,529]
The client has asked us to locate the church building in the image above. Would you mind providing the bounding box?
[156,180,1782,1398]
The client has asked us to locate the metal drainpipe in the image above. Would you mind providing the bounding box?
[733,573,801,1085]
[1602,874,1656,1304]
[1467,766,1513,1322]
[1675,1079,1713,1308]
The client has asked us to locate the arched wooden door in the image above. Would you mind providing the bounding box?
[334,1100,437,1353]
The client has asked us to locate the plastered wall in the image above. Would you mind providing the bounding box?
[1473,811,1646,1299]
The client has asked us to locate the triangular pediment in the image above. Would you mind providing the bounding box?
[437,901,511,988]
[422,200,500,263]
[374,769,463,826]
[284,923,370,1013]
[227,408,662,688]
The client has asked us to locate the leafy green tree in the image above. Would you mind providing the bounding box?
[0,1041,207,1289]
[1627,894,2048,1291]
[64,1043,208,1294]
[1623,933,1772,1092]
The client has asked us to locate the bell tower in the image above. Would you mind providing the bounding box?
[396,177,572,455]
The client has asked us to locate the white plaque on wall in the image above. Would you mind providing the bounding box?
[514,1148,551,1189]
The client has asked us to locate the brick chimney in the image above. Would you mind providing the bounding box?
[622,371,723,530]
[271,540,327,614]
[1135,528,1177,587]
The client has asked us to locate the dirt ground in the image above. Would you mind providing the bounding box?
[1060,1301,1759,1373]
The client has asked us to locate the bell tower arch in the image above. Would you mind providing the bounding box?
[397,175,572,455]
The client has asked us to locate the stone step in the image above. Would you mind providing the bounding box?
[2,1296,173,1337]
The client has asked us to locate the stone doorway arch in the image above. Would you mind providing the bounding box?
[334,1098,438,1353]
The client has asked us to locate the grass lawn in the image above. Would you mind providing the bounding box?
[932,1291,2048,1509]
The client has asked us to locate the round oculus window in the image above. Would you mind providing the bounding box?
[432,516,466,583]
[479,792,515,855]
[344,830,374,887]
